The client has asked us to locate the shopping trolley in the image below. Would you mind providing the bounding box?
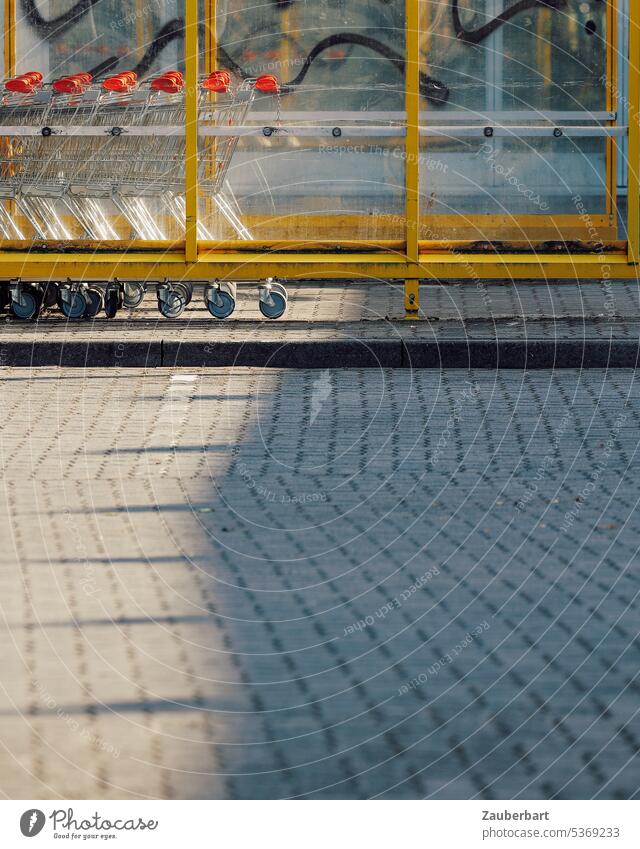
[0,68,287,320]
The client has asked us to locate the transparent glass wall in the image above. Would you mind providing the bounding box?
[15,0,181,81]
[2,0,184,243]
[1,0,623,248]
[199,0,406,242]
[419,0,614,243]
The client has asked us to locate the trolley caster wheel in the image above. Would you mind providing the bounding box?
[104,287,122,319]
[258,281,288,320]
[176,281,193,305]
[84,286,104,319]
[122,281,145,309]
[41,281,59,309]
[205,283,236,319]
[158,291,186,319]
[59,288,88,320]
[10,284,42,320]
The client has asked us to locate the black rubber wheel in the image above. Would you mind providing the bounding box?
[205,283,236,319]
[0,284,9,313]
[84,287,104,319]
[123,281,145,309]
[104,288,120,319]
[10,285,42,320]
[60,289,88,320]
[41,282,59,309]
[259,283,288,319]
[174,281,193,305]
[158,291,186,319]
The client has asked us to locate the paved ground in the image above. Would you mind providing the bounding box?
[2,280,640,367]
[0,367,639,800]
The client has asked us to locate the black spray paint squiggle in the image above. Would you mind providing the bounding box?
[18,0,568,104]
[20,0,102,39]
[131,25,450,104]
[284,33,449,103]
[452,0,566,45]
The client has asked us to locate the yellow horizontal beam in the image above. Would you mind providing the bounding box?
[417,253,633,265]
[201,212,617,243]
[0,251,188,265]
[199,240,406,253]
[200,239,626,254]
[0,254,637,280]
[0,250,631,266]
[0,240,184,251]
[2,238,623,256]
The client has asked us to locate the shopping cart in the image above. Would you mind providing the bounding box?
[0,69,286,320]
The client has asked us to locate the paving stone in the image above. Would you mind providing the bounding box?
[0,367,638,799]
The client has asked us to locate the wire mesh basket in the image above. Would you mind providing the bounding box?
[0,69,263,240]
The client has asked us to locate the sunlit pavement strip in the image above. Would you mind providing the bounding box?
[2,281,640,367]
[0,367,638,799]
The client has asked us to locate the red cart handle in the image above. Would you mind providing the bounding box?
[53,72,92,94]
[203,70,231,93]
[202,71,231,94]
[5,77,35,93]
[5,71,44,93]
[103,71,137,92]
[151,71,184,93]
[255,74,279,93]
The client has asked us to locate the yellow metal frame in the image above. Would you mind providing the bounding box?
[605,0,617,224]
[404,0,420,314]
[184,0,198,262]
[3,0,14,78]
[627,0,640,263]
[0,0,638,307]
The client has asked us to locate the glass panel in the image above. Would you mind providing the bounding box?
[419,136,609,241]
[2,1,184,244]
[16,0,181,79]
[419,0,616,244]
[422,0,493,113]
[501,1,607,112]
[1,0,622,248]
[422,0,607,115]
[199,0,406,242]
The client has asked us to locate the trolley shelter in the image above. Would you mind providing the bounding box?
[0,0,638,319]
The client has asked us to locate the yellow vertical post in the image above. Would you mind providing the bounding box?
[3,0,16,233]
[185,0,199,262]
[404,0,420,316]
[605,0,618,223]
[135,0,146,63]
[281,6,291,73]
[3,0,15,77]
[628,0,640,263]
[536,5,552,95]
[204,0,216,228]
[205,0,216,74]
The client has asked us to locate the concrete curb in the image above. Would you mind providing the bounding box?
[163,340,403,368]
[2,338,640,368]
[402,340,640,369]
[1,341,162,367]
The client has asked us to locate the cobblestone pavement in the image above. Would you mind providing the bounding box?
[0,367,638,800]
